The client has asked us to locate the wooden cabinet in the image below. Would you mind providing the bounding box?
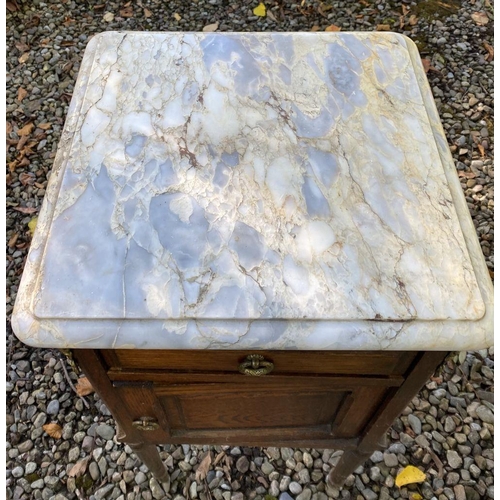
[74,349,447,487]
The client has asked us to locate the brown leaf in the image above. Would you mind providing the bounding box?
[458,171,476,179]
[325,24,341,31]
[15,41,29,53]
[75,376,94,397]
[43,423,63,439]
[311,25,321,32]
[12,206,37,214]
[144,7,152,17]
[471,11,488,25]
[402,5,410,15]
[173,12,181,21]
[68,457,91,477]
[203,22,219,32]
[38,123,52,130]
[195,452,212,482]
[409,14,418,25]
[421,58,431,73]
[477,143,485,157]
[376,24,391,31]
[6,121,13,135]
[93,3,106,9]
[16,135,29,151]
[18,52,30,64]
[8,233,19,248]
[18,123,34,136]
[267,9,277,22]
[213,451,225,466]
[120,6,134,17]
[19,172,36,186]
[483,42,494,61]
[6,1,18,12]
[8,161,18,173]
[17,87,28,102]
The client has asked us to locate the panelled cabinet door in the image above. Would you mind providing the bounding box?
[114,376,395,447]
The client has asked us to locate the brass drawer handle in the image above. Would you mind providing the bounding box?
[239,354,274,376]
[132,417,160,431]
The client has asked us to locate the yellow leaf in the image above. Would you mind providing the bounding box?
[28,217,38,236]
[173,12,181,21]
[76,376,95,397]
[411,494,423,500]
[43,423,63,439]
[253,2,266,16]
[395,465,426,488]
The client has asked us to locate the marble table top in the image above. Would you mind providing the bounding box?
[12,31,493,350]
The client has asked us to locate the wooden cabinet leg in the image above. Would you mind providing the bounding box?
[129,442,170,486]
[327,449,373,488]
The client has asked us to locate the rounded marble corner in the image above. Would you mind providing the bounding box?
[11,304,42,348]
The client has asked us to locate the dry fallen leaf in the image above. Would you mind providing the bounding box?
[477,143,485,157]
[15,41,29,53]
[395,465,426,488]
[173,12,181,21]
[203,22,219,32]
[19,172,35,186]
[18,123,34,136]
[8,233,19,248]
[18,52,30,64]
[421,58,431,73]
[195,452,212,482]
[103,12,114,22]
[120,6,134,17]
[28,217,38,236]
[483,42,494,60]
[311,25,321,32]
[38,123,52,130]
[325,24,341,32]
[17,88,28,102]
[471,11,489,25]
[376,24,391,31]
[253,2,266,17]
[213,451,226,466]
[75,376,94,397]
[409,14,418,25]
[68,457,91,477]
[13,206,37,214]
[43,423,63,439]
[6,1,18,12]
[410,495,423,500]
[143,8,152,17]
[266,9,277,22]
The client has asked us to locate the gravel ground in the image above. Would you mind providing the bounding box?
[6,0,494,499]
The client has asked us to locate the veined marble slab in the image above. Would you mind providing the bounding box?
[12,32,493,350]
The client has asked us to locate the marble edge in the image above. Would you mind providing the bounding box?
[11,31,494,351]
[402,35,493,346]
[11,33,104,346]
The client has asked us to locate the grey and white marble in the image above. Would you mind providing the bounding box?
[12,32,493,350]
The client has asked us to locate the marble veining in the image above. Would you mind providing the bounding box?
[12,32,493,350]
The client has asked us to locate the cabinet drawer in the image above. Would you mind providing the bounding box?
[114,375,391,447]
[101,349,416,377]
